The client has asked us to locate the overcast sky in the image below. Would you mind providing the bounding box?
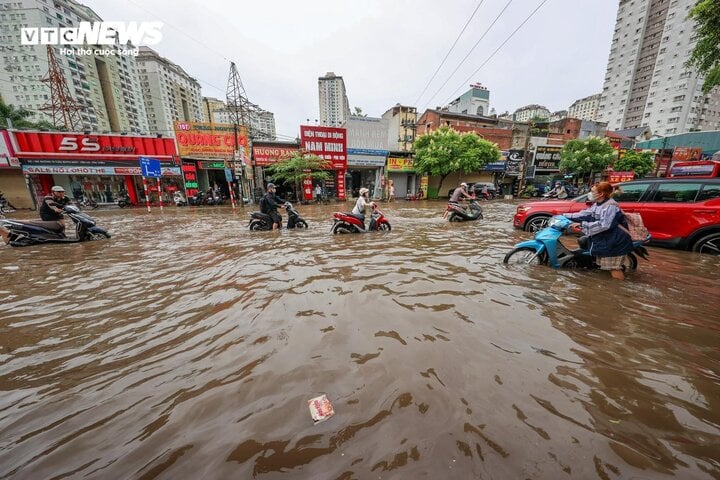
[90,0,617,139]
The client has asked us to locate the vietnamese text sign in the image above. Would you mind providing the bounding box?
[252,145,299,166]
[174,121,249,159]
[300,125,346,170]
[387,157,415,172]
[140,157,162,178]
[534,146,562,172]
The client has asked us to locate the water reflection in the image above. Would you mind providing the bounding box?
[0,201,718,479]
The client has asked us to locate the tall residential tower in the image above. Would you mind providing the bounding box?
[0,0,149,133]
[597,0,720,134]
[318,72,350,127]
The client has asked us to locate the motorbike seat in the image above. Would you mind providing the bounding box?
[22,220,65,232]
[251,212,273,220]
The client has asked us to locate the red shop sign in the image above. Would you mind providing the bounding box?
[300,125,346,170]
[8,131,177,160]
[252,146,299,166]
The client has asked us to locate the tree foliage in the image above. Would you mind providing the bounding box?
[559,137,616,177]
[613,150,656,178]
[265,152,331,200]
[412,126,500,197]
[0,99,57,130]
[352,106,367,117]
[686,0,720,94]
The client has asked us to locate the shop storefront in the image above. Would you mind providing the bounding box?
[0,131,30,209]
[6,130,178,206]
[386,155,419,199]
[300,125,347,201]
[345,117,389,199]
[174,121,252,203]
[252,142,300,201]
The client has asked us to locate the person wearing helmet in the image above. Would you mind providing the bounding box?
[449,182,474,204]
[260,182,286,230]
[351,187,375,228]
[39,186,70,221]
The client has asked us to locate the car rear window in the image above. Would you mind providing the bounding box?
[614,183,650,202]
[697,184,720,201]
[649,183,701,203]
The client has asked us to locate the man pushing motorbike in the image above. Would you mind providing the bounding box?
[39,186,71,233]
[260,183,286,230]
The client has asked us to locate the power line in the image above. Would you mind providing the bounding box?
[442,0,551,107]
[413,0,486,106]
[422,0,514,111]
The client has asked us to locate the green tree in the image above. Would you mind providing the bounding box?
[613,150,656,178]
[352,106,367,117]
[265,152,331,201]
[412,126,500,197]
[559,136,616,181]
[0,98,57,130]
[686,0,720,94]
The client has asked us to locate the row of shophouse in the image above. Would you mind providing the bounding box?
[3,108,717,209]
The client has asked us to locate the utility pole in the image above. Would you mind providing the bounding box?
[40,46,83,131]
[227,62,256,206]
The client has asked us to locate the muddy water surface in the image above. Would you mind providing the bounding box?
[1,201,719,479]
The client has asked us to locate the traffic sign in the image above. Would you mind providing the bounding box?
[140,157,162,178]
[224,167,233,183]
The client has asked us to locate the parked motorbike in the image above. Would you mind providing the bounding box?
[173,191,187,207]
[248,202,308,230]
[74,194,99,209]
[188,191,205,206]
[117,191,132,208]
[331,204,391,233]
[0,205,111,247]
[503,215,649,270]
[0,191,16,216]
[445,200,483,222]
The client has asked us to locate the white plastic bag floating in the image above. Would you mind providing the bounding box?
[308,394,335,424]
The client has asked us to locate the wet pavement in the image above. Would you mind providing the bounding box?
[1,200,719,479]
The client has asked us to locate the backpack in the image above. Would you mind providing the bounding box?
[620,211,650,242]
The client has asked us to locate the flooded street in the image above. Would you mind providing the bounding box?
[1,200,719,479]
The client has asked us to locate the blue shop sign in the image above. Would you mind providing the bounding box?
[483,162,506,172]
[347,148,389,156]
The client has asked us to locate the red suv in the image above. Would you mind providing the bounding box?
[513,178,720,254]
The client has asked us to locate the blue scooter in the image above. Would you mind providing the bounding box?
[503,215,649,270]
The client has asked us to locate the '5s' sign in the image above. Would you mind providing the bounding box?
[58,137,101,152]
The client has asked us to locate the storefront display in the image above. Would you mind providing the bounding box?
[7,130,178,206]
[300,125,347,201]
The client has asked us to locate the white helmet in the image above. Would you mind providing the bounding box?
[51,185,65,193]
[460,182,467,188]
[359,187,369,196]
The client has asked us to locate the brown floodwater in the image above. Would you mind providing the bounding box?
[1,200,719,479]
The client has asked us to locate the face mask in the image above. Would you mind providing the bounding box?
[587,192,597,202]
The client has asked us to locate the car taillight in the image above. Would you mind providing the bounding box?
[516,205,530,214]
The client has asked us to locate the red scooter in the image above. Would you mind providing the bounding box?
[331,204,391,233]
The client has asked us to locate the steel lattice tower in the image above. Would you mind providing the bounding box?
[40,46,84,131]
[226,61,252,136]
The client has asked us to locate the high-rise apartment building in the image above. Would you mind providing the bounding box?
[318,72,350,127]
[0,0,148,133]
[597,0,720,134]
[137,46,203,136]
[201,96,276,140]
[446,83,490,116]
[513,104,550,122]
[568,93,601,121]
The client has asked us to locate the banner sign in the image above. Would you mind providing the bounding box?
[198,161,227,169]
[181,163,199,197]
[300,125,346,170]
[347,148,389,156]
[608,171,635,183]
[506,149,523,176]
[174,121,249,159]
[347,154,386,167]
[21,164,180,176]
[9,131,176,159]
[534,146,562,172]
[672,147,702,162]
[483,162,506,172]
[252,145,298,166]
[387,157,414,172]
